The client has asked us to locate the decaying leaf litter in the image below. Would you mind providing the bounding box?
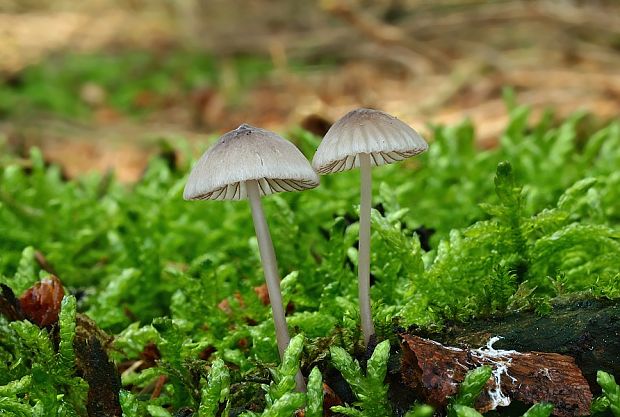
[2,1,620,181]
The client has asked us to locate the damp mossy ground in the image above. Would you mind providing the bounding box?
[0,106,619,416]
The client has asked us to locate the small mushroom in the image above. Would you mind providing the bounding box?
[184,123,318,391]
[312,108,428,346]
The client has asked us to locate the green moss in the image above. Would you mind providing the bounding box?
[0,107,619,415]
[0,51,277,119]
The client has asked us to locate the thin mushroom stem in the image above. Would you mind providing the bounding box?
[246,179,306,392]
[358,153,375,346]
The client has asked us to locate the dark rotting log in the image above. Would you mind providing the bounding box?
[75,334,122,417]
[400,334,592,416]
[409,297,620,392]
[393,298,620,416]
[74,315,121,417]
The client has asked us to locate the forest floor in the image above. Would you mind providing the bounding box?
[1,0,620,181]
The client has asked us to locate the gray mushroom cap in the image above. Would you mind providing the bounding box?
[183,124,319,201]
[312,108,428,174]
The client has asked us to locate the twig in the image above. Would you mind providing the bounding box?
[320,0,449,71]
[150,375,168,400]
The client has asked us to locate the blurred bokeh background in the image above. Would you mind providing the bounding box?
[1,0,619,181]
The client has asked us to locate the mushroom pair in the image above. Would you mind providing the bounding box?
[183,110,427,389]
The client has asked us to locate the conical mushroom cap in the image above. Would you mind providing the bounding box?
[312,108,428,174]
[184,124,319,201]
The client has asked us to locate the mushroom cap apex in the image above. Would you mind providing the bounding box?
[235,123,254,131]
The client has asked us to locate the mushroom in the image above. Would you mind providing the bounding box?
[184,123,319,391]
[312,108,428,346]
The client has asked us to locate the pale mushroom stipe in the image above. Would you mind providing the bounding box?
[312,108,428,346]
[184,123,319,391]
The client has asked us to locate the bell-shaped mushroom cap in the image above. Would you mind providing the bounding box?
[184,124,319,201]
[312,108,428,174]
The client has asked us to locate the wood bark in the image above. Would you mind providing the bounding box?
[400,335,592,416]
[408,298,620,391]
[394,298,619,416]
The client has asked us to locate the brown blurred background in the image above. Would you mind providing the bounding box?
[1,0,619,181]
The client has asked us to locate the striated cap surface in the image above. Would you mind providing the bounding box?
[184,124,319,200]
[312,108,428,174]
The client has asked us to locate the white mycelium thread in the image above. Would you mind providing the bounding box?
[471,336,519,409]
